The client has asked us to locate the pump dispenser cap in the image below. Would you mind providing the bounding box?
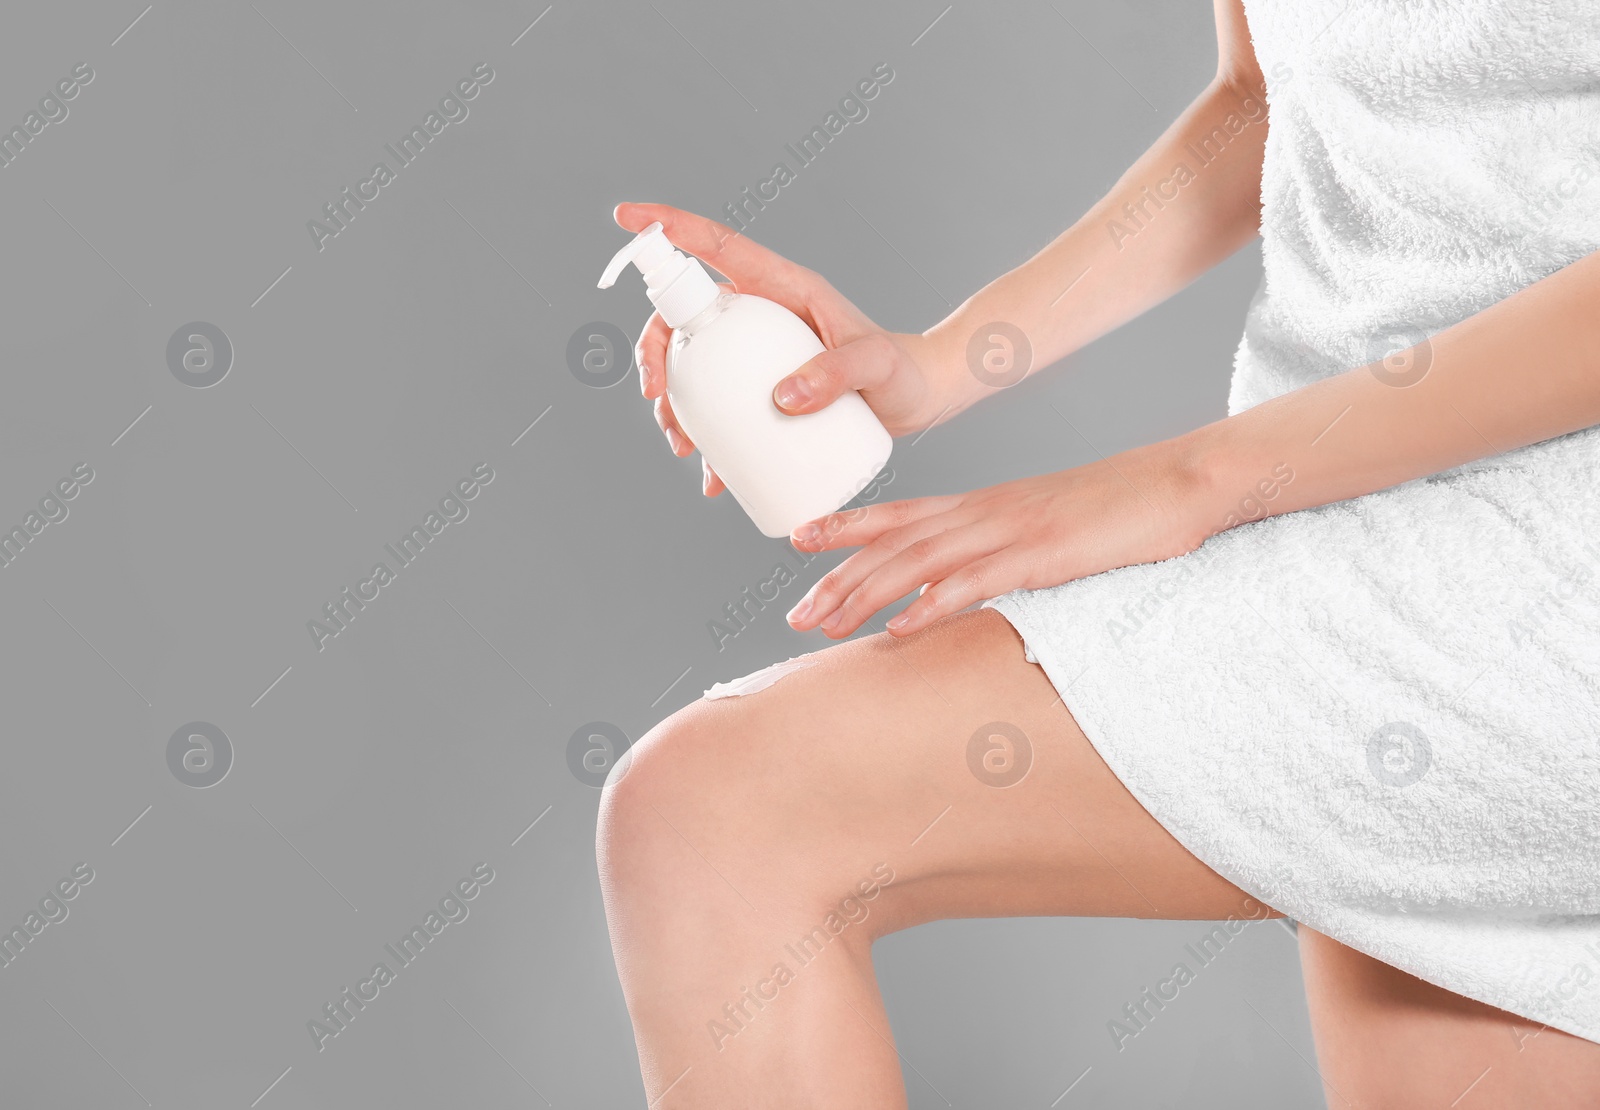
[597,221,721,328]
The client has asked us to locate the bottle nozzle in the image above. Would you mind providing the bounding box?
[597,220,720,328]
[597,221,675,289]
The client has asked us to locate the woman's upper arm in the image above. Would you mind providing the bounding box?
[1214,0,1263,87]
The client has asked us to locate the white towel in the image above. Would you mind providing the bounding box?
[984,0,1600,1042]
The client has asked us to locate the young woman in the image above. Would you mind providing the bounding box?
[597,0,1600,1104]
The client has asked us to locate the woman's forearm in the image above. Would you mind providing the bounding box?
[1174,247,1600,539]
[924,71,1274,412]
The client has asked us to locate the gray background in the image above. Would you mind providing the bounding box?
[0,0,1322,1105]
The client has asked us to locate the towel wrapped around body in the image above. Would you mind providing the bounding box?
[984,0,1600,1042]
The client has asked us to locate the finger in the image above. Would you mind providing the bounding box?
[701,457,727,497]
[635,310,669,399]
[785,511,971,631]
[791,493,966,552]
[614,203,816,304]
[705,461,725,497]
[636,281,733,400]
[886,551,1024,636]
[812,524,1008,639]
[654,394,692,457]
[649,291,732,457]
[772,332,903,416]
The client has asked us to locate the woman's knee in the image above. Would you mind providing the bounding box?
[595,693,895,926]
[597,698,786,891]
[597,702,726,883]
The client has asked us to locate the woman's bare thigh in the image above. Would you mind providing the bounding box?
[608,607,1274,935]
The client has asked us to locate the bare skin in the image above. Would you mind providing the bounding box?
[600,0,1600,1102]
[598,610,1600,1107]
[1299,928,1600,1108]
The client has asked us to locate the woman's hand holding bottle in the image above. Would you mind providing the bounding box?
[614,203,969,496]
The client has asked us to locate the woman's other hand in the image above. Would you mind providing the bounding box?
[783,443,1215,638]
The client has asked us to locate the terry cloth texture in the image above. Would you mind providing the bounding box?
[983,0,1600,1042]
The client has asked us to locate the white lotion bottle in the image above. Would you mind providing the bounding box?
[598,222,893,538]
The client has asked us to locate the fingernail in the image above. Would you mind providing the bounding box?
[886,613,910,631]
[774,376,812,412]
[820,609,844,634]
[666,428,686,454]
[792,523,820,545]
[787,597,813,624]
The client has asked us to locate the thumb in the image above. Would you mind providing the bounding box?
[773,333,898,415]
